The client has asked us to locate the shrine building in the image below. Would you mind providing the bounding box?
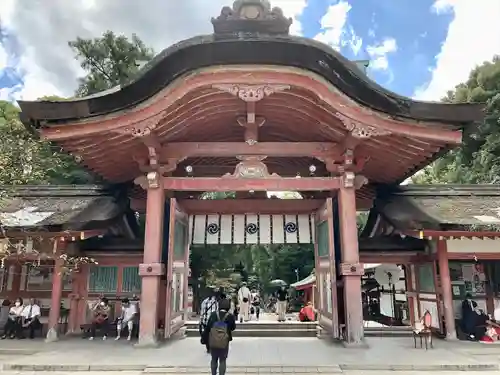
[2,0,490,346]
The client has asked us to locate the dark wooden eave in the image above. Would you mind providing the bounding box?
[18,35,484,127]
[368,184,500,232]
[0,185,138,238]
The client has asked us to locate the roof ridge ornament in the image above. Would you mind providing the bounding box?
[212,0,292,36]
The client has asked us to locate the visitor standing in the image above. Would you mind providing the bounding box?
[200,288,219,352]
[251,290,261,320]
[276,286,288,322]
[237,282,251,323]
[204,298,236,375]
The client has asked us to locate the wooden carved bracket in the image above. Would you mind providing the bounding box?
[134,171,161,190]
[237,116,266,145]
[113,113,164,137]
[212,84,290,102]
[223,156,279,179]
[134,156,178,175]
[320,153,368,175]
[142,135,162,168]
[341,172,369,189]
[336,112,392,139]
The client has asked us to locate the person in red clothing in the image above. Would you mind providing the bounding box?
[298,302,315,322]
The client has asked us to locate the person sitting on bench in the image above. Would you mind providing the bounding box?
[115,298,137,341]
[89,297,110,341]
[21,298,41,339]
[2,298,24,339]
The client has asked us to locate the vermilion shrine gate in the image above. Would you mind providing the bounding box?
[14,0,484,346]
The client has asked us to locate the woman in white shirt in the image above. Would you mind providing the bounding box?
[1,298,24,339]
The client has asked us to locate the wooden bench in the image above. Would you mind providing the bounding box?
[412,310,433,349]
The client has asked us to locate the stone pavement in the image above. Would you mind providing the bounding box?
[0,336,499,372]
[0,372,499,375]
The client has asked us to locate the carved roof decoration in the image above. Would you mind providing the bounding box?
[212,0,292,35]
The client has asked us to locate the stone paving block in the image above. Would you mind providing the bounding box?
[2,364,92,371]
[339,363,500,371]
[317,366,342,373]
[89,364,146,371]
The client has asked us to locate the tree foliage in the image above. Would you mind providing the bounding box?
[0,32,156,187]
[0,101,94,185]
[69,31,155,97]
[412,56,500,184]
[190,244,314,293]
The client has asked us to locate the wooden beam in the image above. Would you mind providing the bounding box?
[178,199,324,214]
[405,229,500,239]
[162,142,342,159]
[173,165,326,177]
[162,177,341,191]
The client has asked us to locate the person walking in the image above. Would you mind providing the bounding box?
[251,290,261,320]
[237,282,251,323]
[200,288,219,352]
[203,298,236,375]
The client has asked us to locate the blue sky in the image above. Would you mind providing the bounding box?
[302,0,453,96]
[0,0,499,102]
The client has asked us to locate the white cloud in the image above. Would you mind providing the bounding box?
[314,0,361,54]
[366,38,397,71]
[0,43,6,69]
[414,0,500,101]
[273,0,308,36]
[0,0,307,101]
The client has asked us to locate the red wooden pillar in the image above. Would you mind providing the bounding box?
[437,239,456,339]
[338,178,364,345]
[45,240,65,342]
[67,269,85,333]
[137,175,165,347]
[405,264,416,326]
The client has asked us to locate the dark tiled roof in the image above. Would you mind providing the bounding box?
[0,185,125,229]
[19,35,484,126]
[375,185,500,230]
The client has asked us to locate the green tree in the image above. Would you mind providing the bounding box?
[0,101,94,185]
[69,31,155,97]
[412,56,500,184]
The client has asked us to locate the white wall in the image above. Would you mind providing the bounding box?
[447,239,500,253]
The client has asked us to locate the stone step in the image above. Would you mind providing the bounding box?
[185,323,317,331]
[185,328,317,337]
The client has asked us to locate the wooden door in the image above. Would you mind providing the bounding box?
[314,198,339,338]
[165,198,190,338]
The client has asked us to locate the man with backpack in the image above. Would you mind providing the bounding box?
[203,298,236,375]
[199,288,219,352]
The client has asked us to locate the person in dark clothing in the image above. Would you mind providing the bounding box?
[203,298,236,375]
[461,293,478,339]
[276,286,288,322]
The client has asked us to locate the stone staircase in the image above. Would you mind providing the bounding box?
[364,325,413,337]
[185,320,318,337]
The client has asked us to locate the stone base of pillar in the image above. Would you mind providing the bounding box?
[341,339,369,349]
[45,328,59,343]
[171,326,186,340]
[135,334,160,348]
[445,333,458,341]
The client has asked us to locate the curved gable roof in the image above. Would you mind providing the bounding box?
[19,29,484,127]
